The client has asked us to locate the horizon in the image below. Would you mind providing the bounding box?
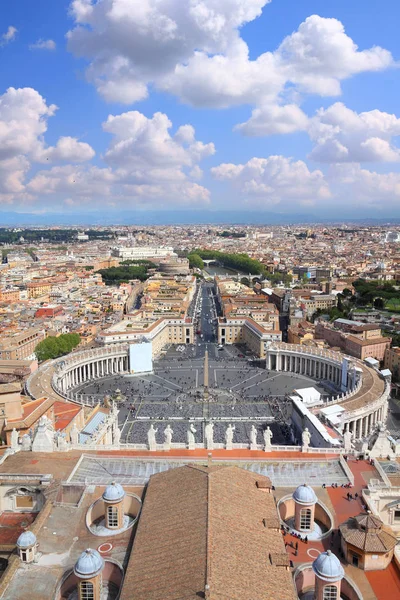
[1,1,400,218]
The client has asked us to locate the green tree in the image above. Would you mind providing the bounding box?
[374,297,385,310]
[187,253,204,270]
[35,333,81,362]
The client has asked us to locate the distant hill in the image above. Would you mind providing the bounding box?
[1,210,400,226]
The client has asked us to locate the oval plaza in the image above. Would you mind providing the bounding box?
[25,333,391,449]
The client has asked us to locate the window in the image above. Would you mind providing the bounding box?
[107,505,119,528]
[20,550,27,562]
[323,585,337,600]
[394,510,400,521]
[299,508,311,530]
[80,581,94,600]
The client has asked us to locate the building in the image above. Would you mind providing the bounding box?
[315,320,391,362]
[215,277,282,356]
[0,328,46,360]
[120,464,296,600]
[111,246,176,260]
[339,514,397,571]
[384,346,400,380]
[293,266,332,283]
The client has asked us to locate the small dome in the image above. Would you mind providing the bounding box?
[17,531,36,549]
[313,550,344,582]
[293,484,317,505]
[74,548,104,579]
[103,481,125,503]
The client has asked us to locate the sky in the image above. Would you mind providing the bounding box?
[1,0,400,220]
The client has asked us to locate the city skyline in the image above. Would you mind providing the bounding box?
[1,0,400,219]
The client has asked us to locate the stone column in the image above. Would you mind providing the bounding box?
[204,350,209,389]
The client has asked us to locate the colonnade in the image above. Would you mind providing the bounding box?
[343,404,388,440]
[54,347,130,394]
[266,344,389,440]
[269,351,343,388]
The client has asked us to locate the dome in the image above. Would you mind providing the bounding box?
[74,548,104,579]
[293,484,317,505]
[16,531,36,549]
[102,481,125,503]
[313,550,344,582]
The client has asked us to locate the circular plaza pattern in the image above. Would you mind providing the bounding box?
[26,336,391,445]
[60,344,328,445]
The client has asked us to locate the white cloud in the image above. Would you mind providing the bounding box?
[0,87,96,204]
[24,108,214,207]
[102,110,214,187]
[1,26,17,47]
[308,102,400,163]
[276,16,393,96]
[67,4,394,144]
[67,0,271,104]
[235,104,308,136]
[212,155,331,207]
[30,39,56,51]
[328,163,400,210]
[35,136,95,163]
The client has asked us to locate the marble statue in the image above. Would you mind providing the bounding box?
[56,433,68,451]
[187,423,197,448]
[225,424,235,449]
[32,416,55,453]
[113,426,121,446]
[21,433,31,452]
[263,426,273,451]
[343,429,353,453]
[250,424,258,449]
[147,424,158,451]
[11,428,19,451]
[302,427,311,452]
[205,422,214,450]
[70,423,79,446]
[164,425,173,448]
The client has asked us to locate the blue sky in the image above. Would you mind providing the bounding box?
[1,0,400,219]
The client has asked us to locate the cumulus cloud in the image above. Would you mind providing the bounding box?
[23,108,214,207]
[212,155,331,206]
[0,87,95,204]
[308,102,400,163]
[101,110,214,203]
[35,137,95,163]
[235,104,309,136]
[30,39,56,51]
[1,26,17,47]
[67,4,394,143]
[328,163,400,210]
[67,0,271,104]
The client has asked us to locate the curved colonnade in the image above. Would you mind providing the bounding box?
[26,342,390,440]
[266,343,390,438]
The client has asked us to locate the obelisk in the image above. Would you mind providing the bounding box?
[204,350,209,397]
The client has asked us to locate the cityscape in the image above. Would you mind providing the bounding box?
[1,1,400,600]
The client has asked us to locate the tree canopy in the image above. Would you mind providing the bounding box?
[187,253,204,269]
[96,264,152,284]
[35,333,81,362]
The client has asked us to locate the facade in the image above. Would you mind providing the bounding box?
[315,321,391,362]
[0,327,46,360]
[265,342,390,439]
[218,316,281,356]
[384,346,400,380]
[340,514,397,571]
[111,246,176,260]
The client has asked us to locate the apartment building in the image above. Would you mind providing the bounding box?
[315,319,390,362]
[0,328,46,360]
[384,346,400,380]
